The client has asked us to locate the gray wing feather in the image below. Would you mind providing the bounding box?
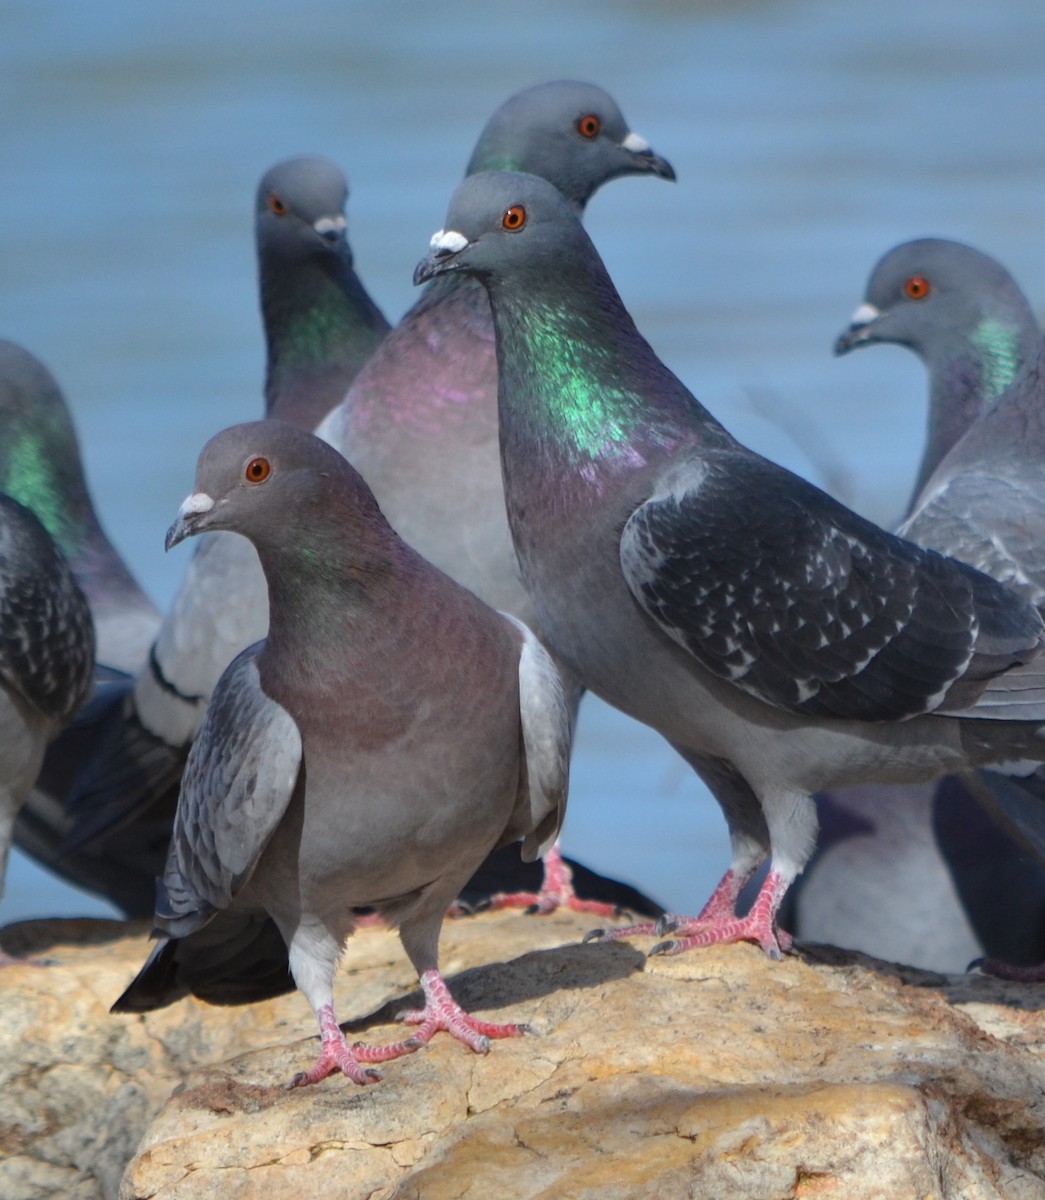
[0,497,94,723]
[504,615,570,861]
[620,451,1045,723]
[157,642,302,936]
[902,473,1045,607]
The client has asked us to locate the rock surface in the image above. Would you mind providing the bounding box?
[0,911,1042,1200]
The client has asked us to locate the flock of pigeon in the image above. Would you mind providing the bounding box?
[2,79,1044,1089]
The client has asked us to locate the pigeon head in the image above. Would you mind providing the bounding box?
[255,156,351,265]
[414,171,594,288]
[834,238,1037,365]
[166,420,378,553]
[465,80,675,210]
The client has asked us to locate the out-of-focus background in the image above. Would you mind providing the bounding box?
[2,0,1044,924]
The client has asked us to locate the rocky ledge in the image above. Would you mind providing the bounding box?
[0,910,1042,1200]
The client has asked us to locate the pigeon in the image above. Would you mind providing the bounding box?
[414,171,1045,960]
[835,238,1040,511]
[65,157,391,884]
[900,337,1045,980]
[0,341,161,912]
[316,79,674,914]
[319,80,674,621]
[112,420,570,1088]
[790,240,1045,971]
[0,492,94,930]
[257,156,392,430]
[0,341,158,673]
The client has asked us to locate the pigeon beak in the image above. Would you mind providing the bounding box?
[621,132,676,182]
[414,229,471,285]
[165,491,216,551]
[313,213,347,246]
[834,302,882,356]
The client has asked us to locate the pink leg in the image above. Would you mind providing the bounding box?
[973,958,1045,983]
[288,1004,383,1088]
[650,868,793,960]
[373,969,533,1060]
[482,841,623,919]
[584,862,757,946]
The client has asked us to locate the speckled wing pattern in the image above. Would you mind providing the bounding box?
[157,643,302,937]
[620,449,1045,722]
[0,495,94,723]
[902,473,1045,609]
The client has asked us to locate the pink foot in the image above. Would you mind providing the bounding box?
[354,912,386,929]
[972,958,1045,983]
[483,843,623,919]
[288,1004,383,1088]
[584,865,755,946]
[376,969,533,1059]
[650,869,792,960]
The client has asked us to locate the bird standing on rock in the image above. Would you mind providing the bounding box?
[66,157,391,880]
[792,239,1045,972]
[414,172,1045,960]
[317,78,675,915]
[113,420,571,1087]
[0,340,158,914]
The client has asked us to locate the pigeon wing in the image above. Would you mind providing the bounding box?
[620,449,1044,722]
[504,615,571,861]
[156,642,302,937]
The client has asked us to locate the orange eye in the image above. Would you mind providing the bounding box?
[904,275,930,300]
[502,204,526,232]
[267,193,288,216]
[244,456,271,484]
[577,114,601,139]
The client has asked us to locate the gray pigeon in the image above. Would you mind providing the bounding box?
[0,341,161,913]
[901,339,1045,980]
[791,240,1045,972]
[319,80,674,620]
[258,156,392,429]
[316,79,674,914]
[112,420,570,1087]
[66,158,391,879]
[0,341,158,673]
[0,492,94,927]
[835,238,1040,511]
[414,172,1045,960]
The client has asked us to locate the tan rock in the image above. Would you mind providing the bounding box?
[0,912,1042,1200]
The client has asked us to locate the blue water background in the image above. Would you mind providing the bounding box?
[2,0,1044,923]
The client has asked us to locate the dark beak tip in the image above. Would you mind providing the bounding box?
[633,151,676,183]
[164,517,189,553]
[833,326,872,357]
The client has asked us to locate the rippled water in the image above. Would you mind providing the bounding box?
[2,0,1045,924]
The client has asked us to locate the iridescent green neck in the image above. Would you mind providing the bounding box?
[263,261,387,415]
[969,315,1023,403]
[0,430,76,553]
[469,152,520,175]
[270,300,360,372]
[511,302,658,466]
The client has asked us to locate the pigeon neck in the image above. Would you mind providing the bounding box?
[0,418,95,562]
[255,500,410,673]
[261,253,388,429]
[909,314,1035,510]
[487,266,711,476]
